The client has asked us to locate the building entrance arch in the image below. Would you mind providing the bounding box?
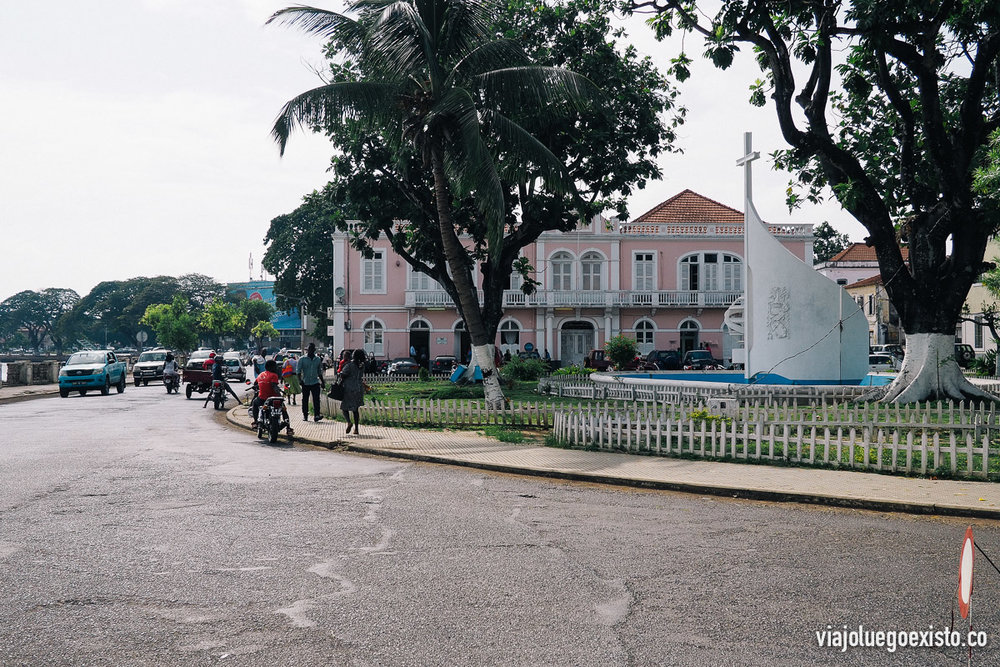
[560,320,595,367]
[409,320,430,367]
[454,321,471,364]
[680,320,700,355]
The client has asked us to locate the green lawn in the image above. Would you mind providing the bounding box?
[364,378,586,408]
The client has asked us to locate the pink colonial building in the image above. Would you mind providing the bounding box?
[328,190,815,368]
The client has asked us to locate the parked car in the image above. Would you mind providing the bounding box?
[869,354,901,373]
[955,343,976,368]
[682,350,724,370]
[583,350,612,371]
[59,350,128,397]
[871,344,904,359]
[640,349,681,371]
[385,357,420,375]
[132,348,171,386]
[431,355,457,374]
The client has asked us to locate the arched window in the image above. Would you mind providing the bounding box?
[363,320,384,357]
[635,320,655,354]
[499,320,520,353]
[680,253,742,291]
[551,251,573,291]
[581,252,603,291]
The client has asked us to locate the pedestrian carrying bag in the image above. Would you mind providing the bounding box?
[328,381,345,401]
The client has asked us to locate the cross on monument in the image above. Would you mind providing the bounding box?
[735,131,760,205]
[736,131,760,378]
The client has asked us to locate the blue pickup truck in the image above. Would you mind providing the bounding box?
[58,350,129,398]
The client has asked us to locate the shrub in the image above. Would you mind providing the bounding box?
[604,335,638,370]
[484,425,525,443]
[499,356,549,381]
[418,367,431,381]
[552,365,594,376]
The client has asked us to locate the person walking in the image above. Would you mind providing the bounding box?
[339,349,366,435]
[281,354,300,405]
[298,343,325,422]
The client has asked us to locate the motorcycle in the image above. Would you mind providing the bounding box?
[246,381,293,444]
[205,379,227,410]
[164,373,180,394]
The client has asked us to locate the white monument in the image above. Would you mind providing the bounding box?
[730,133,868,384]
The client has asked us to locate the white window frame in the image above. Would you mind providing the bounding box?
[580,251,604,291]
[551,251,574,291]
[499,320,521,352]
[633,251,656,291]
[408,266,439,291]
[363,319,385,357]
[362,250,386,294]
[635,319,655,354]
[679,252,743,291]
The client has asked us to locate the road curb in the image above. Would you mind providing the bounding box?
[0,387,59,405]
[224,409,1000,521]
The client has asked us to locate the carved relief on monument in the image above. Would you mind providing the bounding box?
[767,286,790,340]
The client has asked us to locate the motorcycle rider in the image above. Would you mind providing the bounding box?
[204,353,241,408]
[163,353,180,390]
[250,359,294,435]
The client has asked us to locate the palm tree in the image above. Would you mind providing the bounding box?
[268,0,594,408]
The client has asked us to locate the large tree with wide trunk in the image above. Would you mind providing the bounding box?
[267,0,612,408]
[637,0,1000,402]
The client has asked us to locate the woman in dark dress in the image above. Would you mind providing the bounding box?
[339,349,366,434]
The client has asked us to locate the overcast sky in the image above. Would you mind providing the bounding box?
[0,0,864,304]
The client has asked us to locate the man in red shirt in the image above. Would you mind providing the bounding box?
[251,359,293,434]
[203,351,217,370]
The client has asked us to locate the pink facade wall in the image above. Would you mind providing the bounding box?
[329,213,813,367]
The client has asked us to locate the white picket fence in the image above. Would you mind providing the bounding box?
[536,375,872,404]
[360,372,450,385]
[358,398,553,428]
[551,400,1000,479]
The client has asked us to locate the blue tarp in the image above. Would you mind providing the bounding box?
[450,365,483,383]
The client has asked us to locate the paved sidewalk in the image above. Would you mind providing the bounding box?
[5,382,1000,519]
[0,382,59,403]
[225,403,1000,520]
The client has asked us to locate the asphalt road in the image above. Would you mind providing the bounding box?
[2,385,1000,666]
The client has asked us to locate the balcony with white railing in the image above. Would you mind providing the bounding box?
[405,289,483,308]
[404,288,741,309]
[499,289,742,309]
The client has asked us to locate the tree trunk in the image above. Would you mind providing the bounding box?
[429,147,505,409]
[882,333,995,403]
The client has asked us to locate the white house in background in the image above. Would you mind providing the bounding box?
[959,238,1000,358]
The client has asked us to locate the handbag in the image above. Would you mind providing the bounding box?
[328,380,345,401]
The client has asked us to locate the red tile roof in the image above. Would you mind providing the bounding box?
[828,242,908,263]
[846,274,883,288]
[632,189,747,225]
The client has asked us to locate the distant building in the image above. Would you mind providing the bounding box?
[226,280,305,349]
[844,274,902,347]
[958,238,1000,358]
[328,190,815,367]
[814,242,909,286]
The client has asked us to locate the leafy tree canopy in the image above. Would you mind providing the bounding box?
[636,0,1000,402]
[140,296,199,353]
[813,222,851,263]
[267,0,681,338]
